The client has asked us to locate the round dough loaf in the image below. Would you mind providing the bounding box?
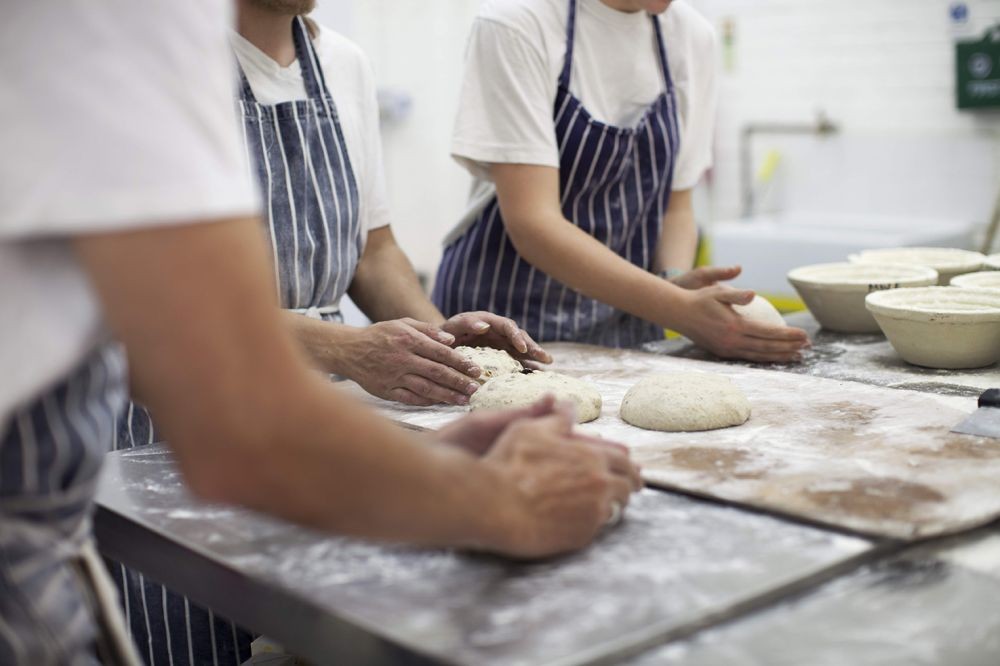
[469,371,602,423]
[455,346,523,384]
[620,373,751,432]
[733,295,785,327]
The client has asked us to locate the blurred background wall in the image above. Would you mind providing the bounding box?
[312,0,1000,291]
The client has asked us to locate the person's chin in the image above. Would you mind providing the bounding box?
[645,0,673,14]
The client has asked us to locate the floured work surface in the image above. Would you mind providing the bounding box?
[344,343,1000,540]
[645,311,999,397]
[97,447,870,666]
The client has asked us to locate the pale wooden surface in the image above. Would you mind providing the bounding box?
[340,343,1000,540]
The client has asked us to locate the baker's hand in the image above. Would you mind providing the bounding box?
[480,409,642,559]
[674,285,810,364]
[441,311,552,365]
[435,395,564,456]
[669,265,741,290]
[340,319,482,406]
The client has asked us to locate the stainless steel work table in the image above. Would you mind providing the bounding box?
[627,527,1000,665]
[95,447,873,665]
[94,313,1000,664]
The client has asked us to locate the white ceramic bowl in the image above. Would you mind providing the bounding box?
[865,287,1000,369]
[848,247,985,285]
[951,271,1000,293]
[985,253,1000,271]
[787,262,938,333]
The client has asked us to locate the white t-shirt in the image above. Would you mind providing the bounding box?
[447,0,718,245]
[230,24,391,239]
[0,0,258,425]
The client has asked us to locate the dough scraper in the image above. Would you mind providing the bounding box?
[951,389,1000,439]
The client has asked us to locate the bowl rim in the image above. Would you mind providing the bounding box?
[787,262,939,291]
[865,286,1000,322]
[951,271,1000,290]
[848,247,986,272]
[985,253,1000,271]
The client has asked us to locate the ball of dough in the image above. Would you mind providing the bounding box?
[469,371,602,423]
[733,295,786,327]
[454,346,523,384]
[620,373,751,432]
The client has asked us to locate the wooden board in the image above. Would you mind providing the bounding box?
[341,343,1000,540]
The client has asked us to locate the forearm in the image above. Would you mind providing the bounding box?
[655,208,698,274]
[282,312,363,376]
[76,218,503,549]
[494,163,692,330]
[220,371,505,547]
[507,211,691,330]
[349,228,444,324]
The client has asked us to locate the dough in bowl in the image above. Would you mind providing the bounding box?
[733,295,785,327]
[620,373,751,432]
[455,346,523,384]
[469,371,602,423]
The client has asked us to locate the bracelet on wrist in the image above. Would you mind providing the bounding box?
[658,268,685,281]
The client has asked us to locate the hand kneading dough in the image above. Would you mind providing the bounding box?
[455,346,523,384]
[470,371,602,423]
[620,373,751,432]
[733,295,786,327]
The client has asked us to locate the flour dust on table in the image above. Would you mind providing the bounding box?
[620,373,752,432]
[470,371,602,423]
[455,346,524,384]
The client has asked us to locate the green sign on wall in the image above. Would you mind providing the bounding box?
[957,27,1000,110]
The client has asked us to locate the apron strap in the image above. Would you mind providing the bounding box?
[651,14,674,92]
[558,0,579,89]
[78,541,143,666]
[293,16,331,103]
[560,0,674,93]
[236,66,257,103]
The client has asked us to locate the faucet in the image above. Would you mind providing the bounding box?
[739,111,839,218]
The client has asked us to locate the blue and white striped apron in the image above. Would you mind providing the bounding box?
[1,343,141,665]
[111,17,361,665]
[433,0,680,348]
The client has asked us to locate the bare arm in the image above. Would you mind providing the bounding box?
[76,216,638,557]
[654,188,698,274]
[76,218,496,544]
[285,226,546,406]
[491,163,810,362]
[492,164,688,327]
[348,226,445,324]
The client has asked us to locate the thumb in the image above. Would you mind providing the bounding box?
[695,265,741,284]
[407,319,456,345]
[716,265,742,280]
[713,287,755,306]
[538,398,577,434]
[526,394,558,417]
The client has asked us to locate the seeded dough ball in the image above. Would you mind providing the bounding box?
[454,346,523,384]
[620,373,751,432]
[470,371,602,423]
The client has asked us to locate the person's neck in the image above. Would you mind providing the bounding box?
[600,0,642,13]
[237,2,297,67]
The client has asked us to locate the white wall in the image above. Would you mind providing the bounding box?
[314,0,1000,282]
[691,0,1000,228]
[314,0,480,280]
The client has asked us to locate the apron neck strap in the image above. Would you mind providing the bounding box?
[651,13,674,91]
[236,16,331,104]
[237,66,257,103]
[559,0,674,93]
[292,16,330,102]
[557,0,579,88]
